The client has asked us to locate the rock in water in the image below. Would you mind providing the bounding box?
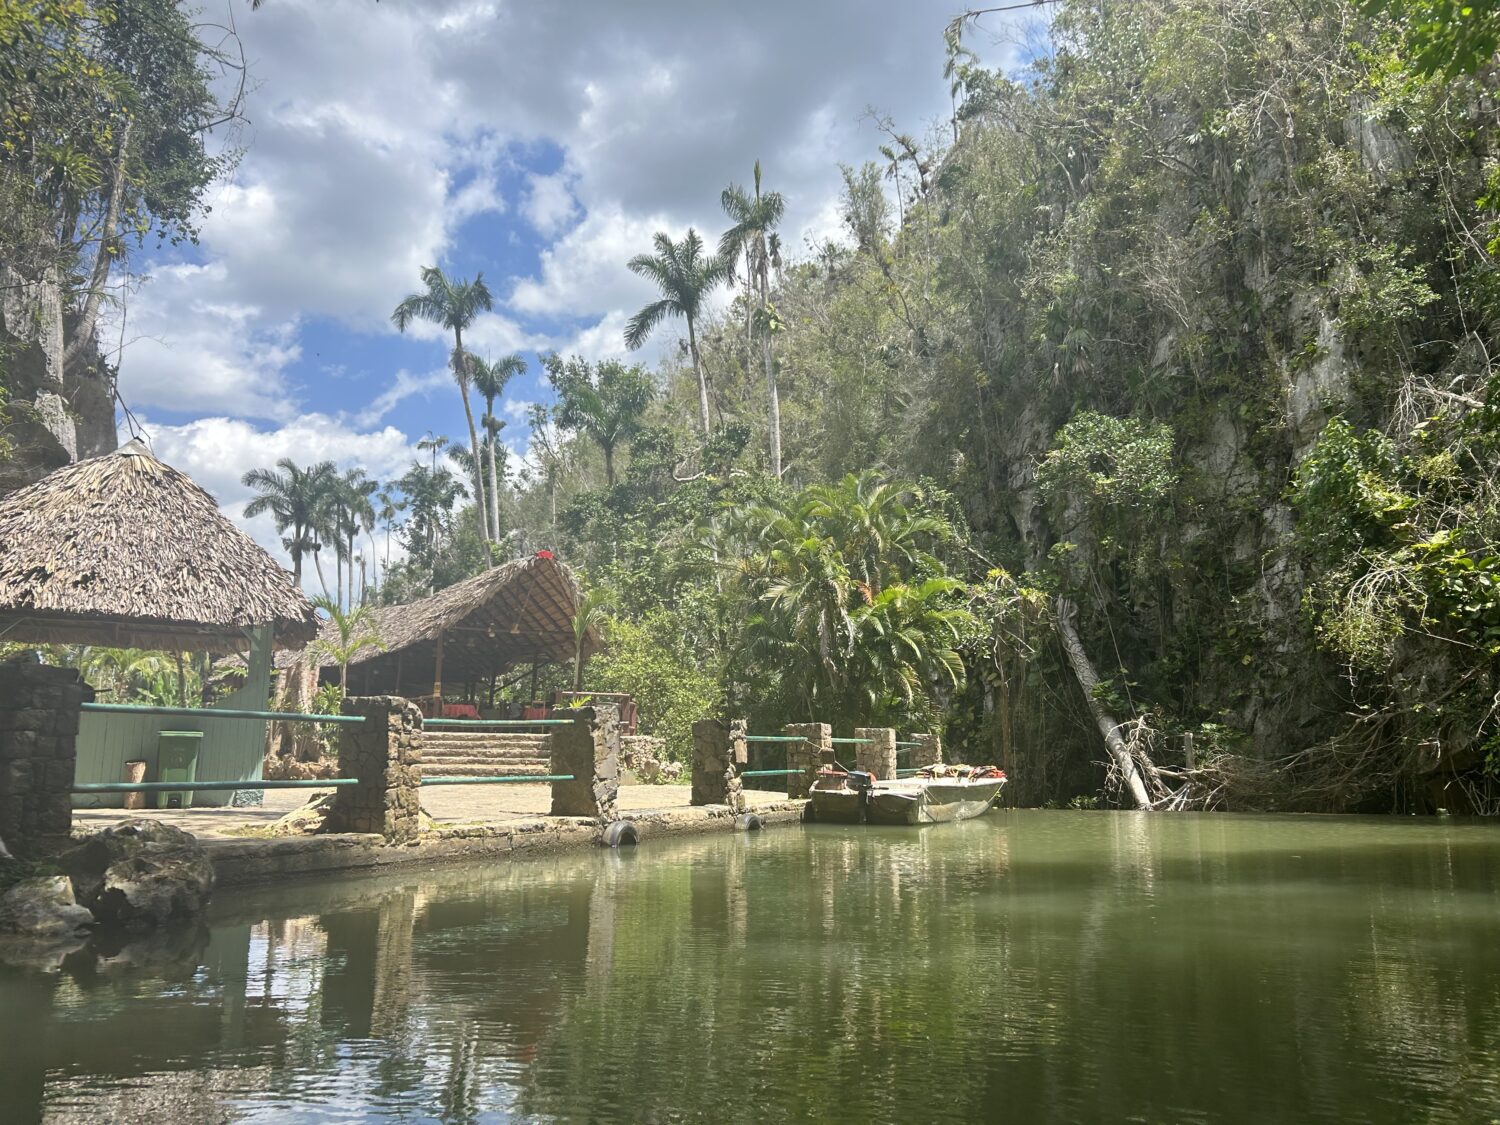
[0,874,95,938]
[58,820,214,931]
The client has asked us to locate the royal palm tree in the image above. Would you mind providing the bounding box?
[375,487,407,589]
[720,161,787,477]
[472,353,526,541]
[624,229,730,435]
[242,458,337,584]
[333,468,377,609]
[417,432,449,472]
[543,353,654,487]
[392,267,494,541]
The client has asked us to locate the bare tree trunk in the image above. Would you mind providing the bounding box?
[487,433,501,542]
[688,317,710,434]
[64,119,132,367]
[1055,596,1152,809]
[764,333,781,478]
[452,330,489,542]
[313,550,332,602]
[758,258,782,478]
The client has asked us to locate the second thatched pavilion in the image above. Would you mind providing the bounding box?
[279,553,602,717]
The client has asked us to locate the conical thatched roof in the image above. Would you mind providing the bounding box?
[0,439,319,651]
[285,554,601,692]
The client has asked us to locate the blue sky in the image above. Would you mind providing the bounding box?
[110,0,1036,584]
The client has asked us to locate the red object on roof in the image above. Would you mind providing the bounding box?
[535,549,554,559]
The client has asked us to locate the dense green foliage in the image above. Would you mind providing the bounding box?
[0,0,231,383]
[229,0,1500,810]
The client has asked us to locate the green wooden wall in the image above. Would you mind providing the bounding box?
[73,626,274,809]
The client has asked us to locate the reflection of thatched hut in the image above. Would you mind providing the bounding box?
[285,554,601,707]
[0,439,319,806]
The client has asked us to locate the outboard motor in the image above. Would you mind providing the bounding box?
[846,769,875,821]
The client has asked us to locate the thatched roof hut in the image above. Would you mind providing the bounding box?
[292,554,600,697]
[0,440,319,651]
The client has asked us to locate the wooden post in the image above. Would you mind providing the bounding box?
[432,629,445,713]
[1183,731,1196,771]
[394,650,404,696]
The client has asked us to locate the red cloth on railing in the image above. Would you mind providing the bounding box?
[442,703,480,719]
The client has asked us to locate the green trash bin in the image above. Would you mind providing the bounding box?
[157,731,202,809]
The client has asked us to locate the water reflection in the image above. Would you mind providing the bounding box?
[0,814,1498,1123]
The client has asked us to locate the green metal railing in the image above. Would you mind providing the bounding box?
[80,702,365,724]
[424,718,573,728]
[74,774,579,793]
[739,769,802,778]
[420,774,573,786]
[829,737,871,745]
[743,734,803,743]
[896,740,920,748]
[73,778,358,794]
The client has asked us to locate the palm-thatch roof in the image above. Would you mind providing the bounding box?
[293,554,601,694]
[0,439,319,651]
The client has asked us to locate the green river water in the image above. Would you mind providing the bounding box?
[2,811,1499,1123]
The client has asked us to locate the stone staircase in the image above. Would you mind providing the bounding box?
[420,730,554,778]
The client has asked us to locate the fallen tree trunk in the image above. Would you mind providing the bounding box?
[1055,596,1153,810]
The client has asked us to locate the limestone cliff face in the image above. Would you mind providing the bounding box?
[1,267,118,494]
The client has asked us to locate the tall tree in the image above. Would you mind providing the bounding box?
[396,460,467,594]
[0,0,235,451]
[720,161,787,477]
[543,354,654,487]
[375,487,407,588]
[472,353,526,542]
[624,229,730,435]
[392,267,494,541]
[241,459,336,585]
[332,468,377,608]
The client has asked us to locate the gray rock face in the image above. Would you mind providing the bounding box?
[0,874,95,938]
[58,819,214,931]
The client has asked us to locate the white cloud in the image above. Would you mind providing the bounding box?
[464,311,547,357]
[510,204,676,318]
[113,264,301,422]
[354,367,452,428]
[501,397,535,423]
[560,310,632,364]
[521,171,579,236]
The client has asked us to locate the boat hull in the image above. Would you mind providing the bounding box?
[863,778,1006,826]
[809,787,865,824]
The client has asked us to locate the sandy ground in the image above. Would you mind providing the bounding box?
[72,782,794,840]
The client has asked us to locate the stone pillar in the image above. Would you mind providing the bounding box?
[551,705,620,822]
[691,719,747,812]
[0,661,91,856]
[911,731,943,769]
[323,696,422,842]
[783,722,832,799]
[854,727,897,781]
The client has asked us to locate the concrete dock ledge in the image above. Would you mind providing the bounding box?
[205,800,806,887]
